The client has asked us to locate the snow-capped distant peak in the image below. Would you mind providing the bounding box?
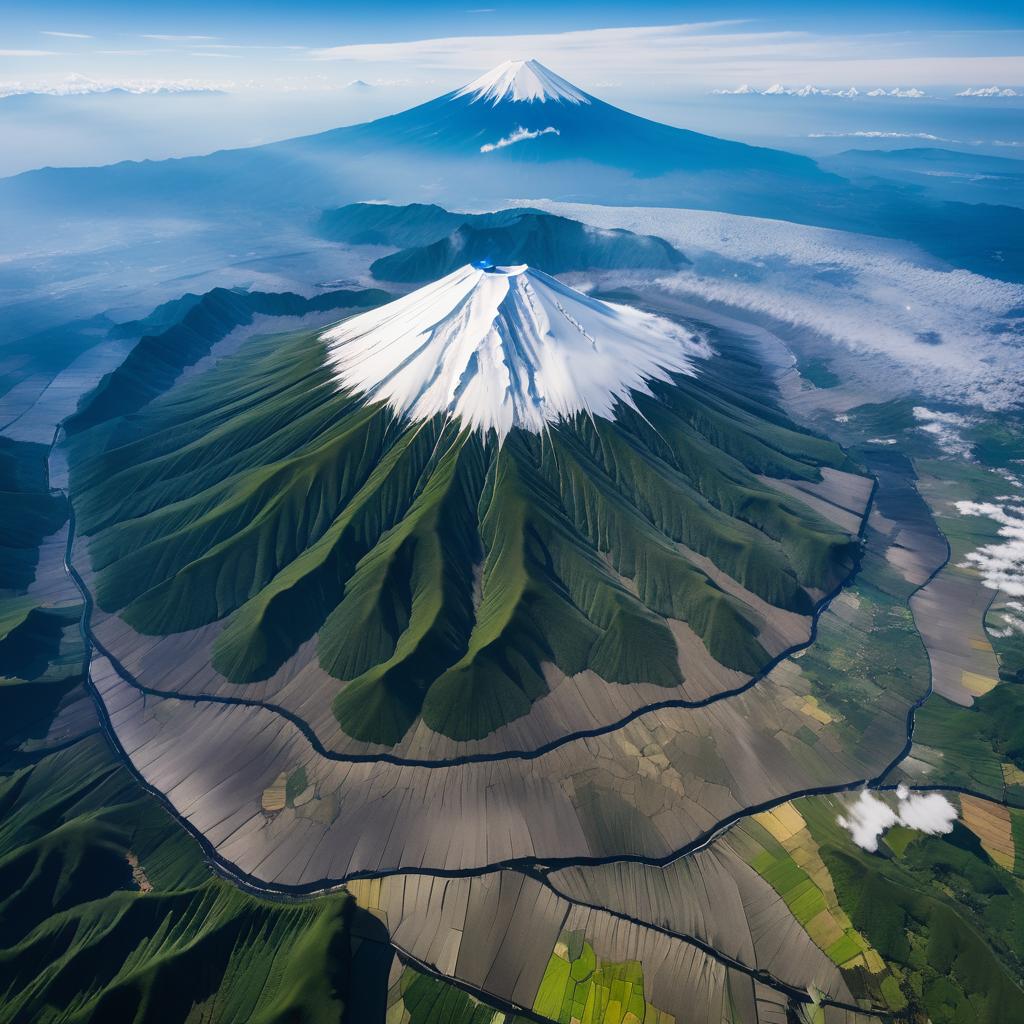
[957,85,1020,97]
[454,59,591,105]
[321,264,707,438]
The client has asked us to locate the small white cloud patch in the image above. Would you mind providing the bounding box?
[837,785,958,852]
[480,125,560,153]
[955,499,1024,598]
[912,406,976,457]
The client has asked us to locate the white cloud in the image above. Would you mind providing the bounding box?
[41,31,93,39]
[515,201,1024,411]
[956,499,1024,598]
[837,786,957,852]
[913,406,976,457]
[894,787,960,836]
[0,50,61,57]
[480,125,559,152]
[303,23,1024,90]
[989,599,1024,638]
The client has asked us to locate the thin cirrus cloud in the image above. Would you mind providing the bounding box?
[0,49,61,57]
[141,34,219,42]
[41,31,93,39]
[305,22,1024,89]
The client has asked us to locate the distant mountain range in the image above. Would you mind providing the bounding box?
[712,84,927,98]
[2,58,1022,280]
[0,74,224,99]
[318,203,688,281]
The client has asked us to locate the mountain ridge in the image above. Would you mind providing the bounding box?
[70,277,861,746]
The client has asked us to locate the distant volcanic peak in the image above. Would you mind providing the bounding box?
[322,264,707,438]
[454,58,591,106]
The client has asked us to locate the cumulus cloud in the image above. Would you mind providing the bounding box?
[955,499,1024,598]
[510,201,1024,411]
[838,786,958,852]
[837,791,898,851]
[480,125,559,153]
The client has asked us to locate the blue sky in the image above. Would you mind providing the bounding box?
[3,1,1023,95]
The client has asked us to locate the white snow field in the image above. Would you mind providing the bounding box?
[514,201,1024,411]
[454,59,591,105]
[321,263,709,438]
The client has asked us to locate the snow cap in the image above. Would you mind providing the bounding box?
[322,264,709,439]
[454,59,590,105]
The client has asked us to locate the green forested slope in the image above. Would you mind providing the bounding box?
[71,322,860,745]
[0,435,387,1024]
[0,734,371,1024]
[0,438,68,592]
[66,286,389,433]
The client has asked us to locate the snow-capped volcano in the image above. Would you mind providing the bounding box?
[454,59,591,105]
[305,57,821,177]
[322,263,708,438]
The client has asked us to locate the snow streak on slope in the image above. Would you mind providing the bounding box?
[322,264,707,438]
[454,59,591,105]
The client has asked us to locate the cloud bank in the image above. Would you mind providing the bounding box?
[516,201,1024,411]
